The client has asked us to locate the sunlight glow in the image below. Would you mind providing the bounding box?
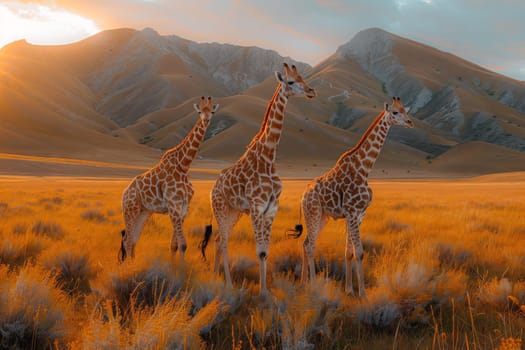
[0,2,99,49]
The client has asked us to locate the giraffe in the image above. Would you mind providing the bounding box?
[119,96,219,263]
[295,97,413,297]
[199,63,316,295]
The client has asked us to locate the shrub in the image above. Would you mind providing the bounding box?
[0,234,44,269]
[38,197,63,206]
[81,209,107,223]
[82,297,222,350]
[31,220,64,240]
[354,289,401,329]
[477,278,525,306]
[0,266,72,349]
[42,248,97,295]
[103,259,184,314]
[11,223,29,235]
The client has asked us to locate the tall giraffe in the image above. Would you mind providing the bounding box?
[296,97,413,297]
[200,63,316,294]
[119,96,219,262]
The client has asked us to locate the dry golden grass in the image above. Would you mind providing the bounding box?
[0,175,524,349]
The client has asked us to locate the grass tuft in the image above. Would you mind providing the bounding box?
[81,209,107,222]
[42,247,97,295]
[0,265,72,349]
[31,220,64,240]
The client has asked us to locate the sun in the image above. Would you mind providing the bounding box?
[0,2,99,49]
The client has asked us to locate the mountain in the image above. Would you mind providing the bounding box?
[1,27,524,177]
[299,28,525,175]
[331,28,525,153]
[59,27,309,127]
[0,28,309,174]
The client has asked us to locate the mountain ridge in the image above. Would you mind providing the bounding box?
[1,27,524,177]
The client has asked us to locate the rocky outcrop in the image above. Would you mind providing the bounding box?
[336,28,432,114]
[87,28,309,126]
[328,102,366,129]
[465,112,525,152]
[188,42,309,94]
[418,86,464,136]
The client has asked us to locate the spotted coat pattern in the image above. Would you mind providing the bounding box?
[210,63,316,294]
[120,97,218,262]
[300,97,414,297]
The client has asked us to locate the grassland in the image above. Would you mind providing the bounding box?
[0,174,524,349]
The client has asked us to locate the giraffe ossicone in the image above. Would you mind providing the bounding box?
[200,63,316,295]
[297,97,413,298]
[119,96,219,263]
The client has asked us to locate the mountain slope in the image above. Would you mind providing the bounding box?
[1,27,524,177]
[332,28,525,153]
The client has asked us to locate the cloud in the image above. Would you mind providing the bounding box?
[2,0,525,80]
[0,2,99,48]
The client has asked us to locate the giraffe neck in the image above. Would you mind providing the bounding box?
[257,85,288,163]
[338,110,391,178]
[247,84,281,148]
[162,117,210,173]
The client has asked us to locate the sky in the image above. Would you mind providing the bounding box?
[1,0,524,81]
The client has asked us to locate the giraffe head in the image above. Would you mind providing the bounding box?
[193,96,219,122]
[385,97,414,128]
[275,63,316,99]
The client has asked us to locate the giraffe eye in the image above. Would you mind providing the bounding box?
[288,81,295,85]
[393,111,399,115]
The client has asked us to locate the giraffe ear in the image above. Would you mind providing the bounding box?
[275,71,284,83]
[193,103,200,113]
[212,104,219,113]
[384,102,390,111]
[405,106,410,113]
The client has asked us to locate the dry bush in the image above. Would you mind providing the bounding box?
[0,234,44,269]
[38,196,63,206]
[241,276,343,349]
[102,259,185,314]
[367,240,467,328]
[354,289,401,329]
[82,297,223,350]
[31,220,64,240]
[477,278,525,307]
[182,268,248,334]
[81,209,107,222]
[0,265,72,349]
[230,255,259,283]
[80,300,123,349]
[41,246,97,295]
[11,222,29,235]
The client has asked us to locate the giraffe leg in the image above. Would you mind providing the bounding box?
[213,235,221,273]
[167,197,189,266]
[346,216,366,298]
[212,191,240,288]
[344,234,355,296]
[301,193,326,286]
[256,217,273,295]
[124,210,150,260]
[250,200,278,295]
[169,213,186,265]
[122,183,150,260]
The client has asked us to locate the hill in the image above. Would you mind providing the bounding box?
[1,27,524,177]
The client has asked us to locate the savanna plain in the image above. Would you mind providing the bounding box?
[1,174,524,349]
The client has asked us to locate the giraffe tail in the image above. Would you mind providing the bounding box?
[286,224,304,239]
[199,224,213,261]
[118,229,127,263]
